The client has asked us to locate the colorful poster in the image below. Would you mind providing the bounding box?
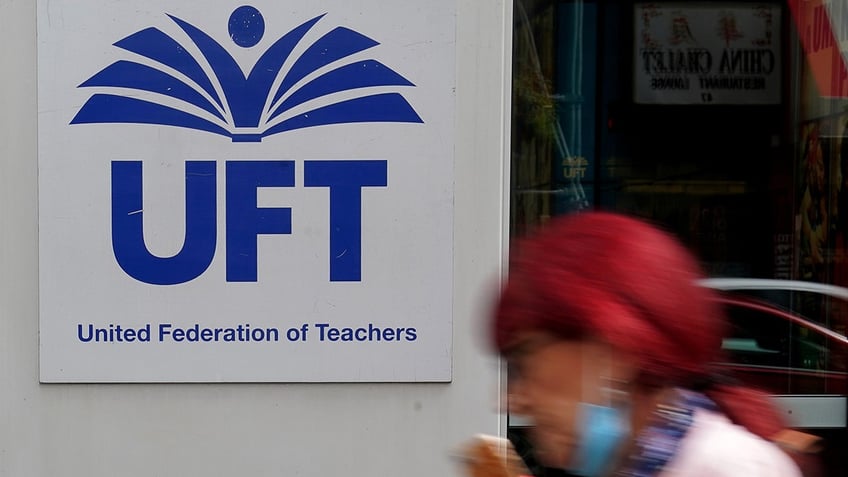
[796,118,832,285]
[794,114,848,341]
[38,1,455,382]
[830,114,848,356]
[829,115,848,292]
[634,3,781,105]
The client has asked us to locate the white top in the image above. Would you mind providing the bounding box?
[660,409,802,477]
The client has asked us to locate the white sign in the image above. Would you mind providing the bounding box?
[634,3,781,104]
[38,1,455,382]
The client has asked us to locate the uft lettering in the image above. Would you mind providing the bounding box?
[111,160,387,285]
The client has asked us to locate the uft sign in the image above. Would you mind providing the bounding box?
[38,1,455,383]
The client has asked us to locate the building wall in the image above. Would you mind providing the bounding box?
[0,0,512,475]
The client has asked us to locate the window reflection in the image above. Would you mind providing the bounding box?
[508,1,848,475]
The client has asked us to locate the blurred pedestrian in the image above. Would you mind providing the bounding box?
[492,211,819,476]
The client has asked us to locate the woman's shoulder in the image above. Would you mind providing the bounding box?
[660,408,802,477]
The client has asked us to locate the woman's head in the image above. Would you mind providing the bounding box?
[493,211,813,474]
[494,211,725,387]
[493,212,728,469]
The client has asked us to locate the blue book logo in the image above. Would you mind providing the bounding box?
[71,6,423,142]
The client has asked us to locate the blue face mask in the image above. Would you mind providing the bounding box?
[565,402,631,477]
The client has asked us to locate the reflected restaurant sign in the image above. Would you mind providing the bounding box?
[634,3,781,105]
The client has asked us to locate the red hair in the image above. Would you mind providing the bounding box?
[493,212,796,445]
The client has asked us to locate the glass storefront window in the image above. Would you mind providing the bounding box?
[508,1,848,475]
